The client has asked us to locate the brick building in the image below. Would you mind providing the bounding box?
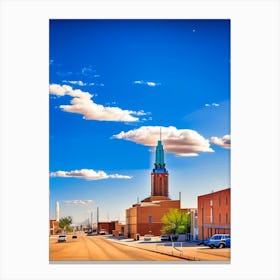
[197,188,230,241]
[97,220,126,236]
[126,137,181,239]
[126,199,180,238]
[111,221,127,237]
[98,221,116,234]
[181,208,198,241]
[49,219,59,235]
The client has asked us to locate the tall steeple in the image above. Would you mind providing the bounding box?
[150,129,169,197]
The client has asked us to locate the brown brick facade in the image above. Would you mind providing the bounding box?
[197,188,231,241]
[126,199,180,238]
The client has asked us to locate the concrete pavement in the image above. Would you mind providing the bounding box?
[105,235,230,261]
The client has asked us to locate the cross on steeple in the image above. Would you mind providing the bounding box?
[159,119,163,141]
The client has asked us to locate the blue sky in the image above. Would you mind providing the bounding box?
[49,19,230,224]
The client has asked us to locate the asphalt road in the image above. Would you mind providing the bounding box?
[49,235,184,261]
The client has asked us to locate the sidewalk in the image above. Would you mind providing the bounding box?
[105,236,230,261]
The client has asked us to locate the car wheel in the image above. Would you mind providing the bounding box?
[219,243,225,248]
[210,245,214,249]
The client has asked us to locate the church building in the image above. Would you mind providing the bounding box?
[125,136,180,239]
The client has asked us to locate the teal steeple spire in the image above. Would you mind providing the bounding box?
[155,140,165,168]
[154,125,166,169]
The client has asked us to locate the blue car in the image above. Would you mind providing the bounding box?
[204,234,230,248]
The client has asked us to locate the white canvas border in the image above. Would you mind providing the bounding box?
[0,0,279,279]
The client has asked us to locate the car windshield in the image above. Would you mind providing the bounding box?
[212,235,221,240]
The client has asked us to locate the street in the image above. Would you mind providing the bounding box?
[49,235,184,261]
[49,235,230,262]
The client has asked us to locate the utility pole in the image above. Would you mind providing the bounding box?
[96,206,99,234]
[91,211,93,231]
[179,191,181,207]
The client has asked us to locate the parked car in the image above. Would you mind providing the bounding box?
[143,234,153,241]
[170,234,179,241]
[160,234,179,242]
[57,235,67,243]
[72,235,77,239]
[204,234,230,248]
[160,235,171,242]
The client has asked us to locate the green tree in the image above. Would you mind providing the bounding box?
[59,216,73,232]
[161,208,190,235]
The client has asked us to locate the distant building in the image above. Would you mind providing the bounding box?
[112,221,127,237]
[197,188,231,241]
[97,220,126,236]
[181,208,198,241]
[49,219,59,235]
[98,221,116,234]
[126,136,180,239]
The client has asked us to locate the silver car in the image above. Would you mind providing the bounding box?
[57,235,67,242]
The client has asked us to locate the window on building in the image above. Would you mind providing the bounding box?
[149,216,152,224]
[219,213,221,223]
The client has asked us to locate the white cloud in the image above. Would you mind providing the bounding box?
[210,135,231,149]
[50,168,132,180]
[81,66,94,76]
[108,174,132,179]
[146,82,156,87]
[113,126,214,157]
[133,80,161,87]
[63,200,93,205]
[49,84,92,98]
[49,84,146,122]
[56,71,73,77]
[204,102,220,107]
[62,80,87,86]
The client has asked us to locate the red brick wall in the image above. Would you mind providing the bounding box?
[151,173,168,197]
[197,188,231,240]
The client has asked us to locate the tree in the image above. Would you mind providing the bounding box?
[161,208,190,235]
[59,216,73,232]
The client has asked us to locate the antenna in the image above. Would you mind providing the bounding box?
[160,126,162,141]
